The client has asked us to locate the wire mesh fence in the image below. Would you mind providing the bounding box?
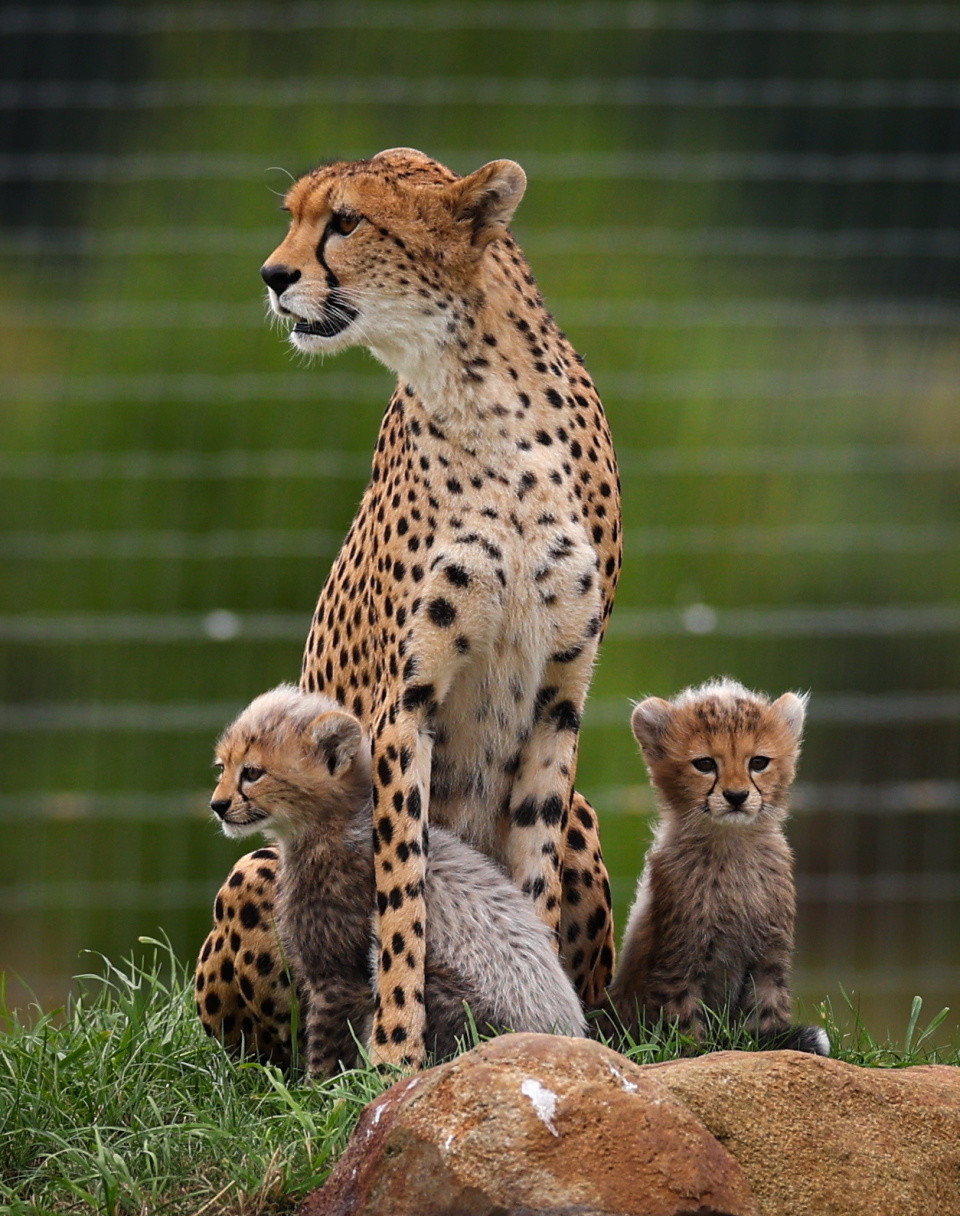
[1,0,958,1040]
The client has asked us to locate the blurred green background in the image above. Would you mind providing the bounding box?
[1,1,958,1043]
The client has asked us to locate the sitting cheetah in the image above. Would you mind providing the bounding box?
[208,685,585,1074]
[197,148,621,1068]
[606,679,829,1055]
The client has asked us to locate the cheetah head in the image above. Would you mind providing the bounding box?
[260,148,526,365]
[210,684,371,842]
[630,679,807,827]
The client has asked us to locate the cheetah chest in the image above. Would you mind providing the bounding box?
[413,502,602,858]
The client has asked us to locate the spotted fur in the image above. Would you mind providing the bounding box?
[195,846,293,1067]
[196,148,620,1068]
[606,678,829,1056]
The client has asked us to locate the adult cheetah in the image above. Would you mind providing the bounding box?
[196,148,621,1069]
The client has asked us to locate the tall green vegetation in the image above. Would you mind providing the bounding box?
[1,4,958,1039]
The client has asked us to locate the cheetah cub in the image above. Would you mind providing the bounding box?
[210,685,586,1075]
[607,678,829,1055]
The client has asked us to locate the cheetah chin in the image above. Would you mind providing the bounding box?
[215,809,271,839]
[289,290,359,342]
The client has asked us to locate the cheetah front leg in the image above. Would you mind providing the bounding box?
[504,648,597,940]
[366,706,433,1069]
[366,556,508,1068]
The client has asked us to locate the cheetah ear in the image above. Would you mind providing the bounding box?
[630,697,675,757]
[773,691,808,741]
[447,159,527,248]
[372,146,432,161]
[309,711,363,777]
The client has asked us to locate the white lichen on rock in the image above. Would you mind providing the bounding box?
[520,1077,560,1137]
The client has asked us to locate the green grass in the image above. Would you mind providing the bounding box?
[1,941,955,1216]
[0,939,393,1216]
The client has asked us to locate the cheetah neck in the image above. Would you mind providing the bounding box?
[366,243,571,449]
[658,803,787,857]
[274,802,374,901]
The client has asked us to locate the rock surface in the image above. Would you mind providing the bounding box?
[301,1034,759,1216]
[649,1049,960,1216]
[300,1034,960,1216]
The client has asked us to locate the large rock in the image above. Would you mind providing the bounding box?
[649,1049,960,1216]
[301,1033,759,1216]
[302,1034,960,1216]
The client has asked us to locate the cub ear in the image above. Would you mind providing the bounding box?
[773,691,808,740]
[308,710,363,777]
[630,697,674,756]
[446,159,527,247]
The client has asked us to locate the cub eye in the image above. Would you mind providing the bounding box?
[330,212,361,237]
[749,756,771,772]
[241,766,264,784]
[691,757,716,773]
[213,762,224,777]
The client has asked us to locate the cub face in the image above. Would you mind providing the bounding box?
[260,147,526,359]
[630,682,806,826]
[209,685,368,842]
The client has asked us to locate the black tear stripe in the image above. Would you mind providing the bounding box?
[295,227,360,337]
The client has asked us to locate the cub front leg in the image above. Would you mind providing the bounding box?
[303,976,372,1077]
[740,937,798,1042]
[657,986,709,1046]
[745,960,794,1037]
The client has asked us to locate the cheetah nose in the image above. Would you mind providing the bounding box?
[210,798,232,819]
[260,263,301,297]
[722,789,749,808]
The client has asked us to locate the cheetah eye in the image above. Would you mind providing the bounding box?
[691,757,716,774]
[241,766,264,784]
[329,212,361,237]
[749,756,771,772]
[213,761,224,777]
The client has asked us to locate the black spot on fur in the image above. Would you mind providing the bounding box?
[541,795,565,825]
[513,797,537,827]
[444,564,469,587]
[586,907,607,940]
[427,598,457,627]
[402,683,436,711]
[549,701,581,732]
[567,828,587,851]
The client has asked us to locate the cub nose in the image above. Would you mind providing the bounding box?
[260,263,301,296]
[210,798,232,818]
[723,788,749,808]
